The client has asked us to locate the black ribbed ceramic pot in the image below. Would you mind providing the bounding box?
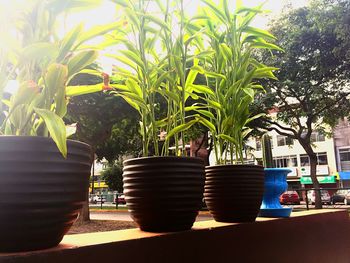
[123,156,205,232]
[0,136,92,252]
[204,164,264,223]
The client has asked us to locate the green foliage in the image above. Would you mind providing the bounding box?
[101,162,124,193]
[256,0,350,138]
[106,0,205,157]
[194,0,280,164]
[0,0,113,157]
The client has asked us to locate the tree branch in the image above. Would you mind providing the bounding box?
[264,119,298,139]
[265,126,297,139]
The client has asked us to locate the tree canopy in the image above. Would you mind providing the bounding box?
[255,0,350,208]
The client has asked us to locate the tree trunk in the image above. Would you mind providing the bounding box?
[298,138,322,208]
[77,150,95,223]
[309,153,322,209]
[76,192,90,223]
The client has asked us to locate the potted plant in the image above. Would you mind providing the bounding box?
[0,0,113,252]
[259,133,292,217]
[190,0,283,222]
[107,0,207,232]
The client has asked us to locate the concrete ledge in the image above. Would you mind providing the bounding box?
[1,210,350,263]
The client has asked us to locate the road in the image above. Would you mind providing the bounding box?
[90,210,213,222]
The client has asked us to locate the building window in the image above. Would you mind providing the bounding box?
[300,152,328,166]
[339,148,350,162]
[310,132,325,142]
[273,155,297,168]
[256,140,261,151]
[277,135,293,146]
[255,137,273,151]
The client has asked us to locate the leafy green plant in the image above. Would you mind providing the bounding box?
[191,0,282,164]
[0,0,116,157]
[107,0,205,156]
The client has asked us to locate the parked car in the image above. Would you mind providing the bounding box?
[331,190,350,204]
[114,194,126,204]
[90,195,106,204]
[307,189,331,205]
[280,191,300,205]
[343,191,350,205]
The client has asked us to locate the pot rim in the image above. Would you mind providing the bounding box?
[264,167,292,172]
[205,164,263,169]
[124,155,204,164]
[0,135,91,149]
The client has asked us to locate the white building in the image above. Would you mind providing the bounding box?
[251,130,338,189]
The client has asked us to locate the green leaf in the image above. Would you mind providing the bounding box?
[66,84,103,97]
[66,124,77,138]
[45,63,68,100]
[34,108,67,158]
[20,42,58,63]
[119,49,145,71]
[245,113,265,125]
[243,87,255,99]
[253,67,279,80]
[204,71,226,80]
[76,22,121,48]
[185,69,198,90]
[190,84,215,96]
[143,14,170,32]
[202,0,227,24]
[242,26,276,40]
[251,42,284,52]
[218,134,238,145]
[67,50,98,77]
[219,43,232,61]
[205,98,222,110]
[242,128,253,139]
[126,78,143,98]
[166,119,197,139]
[197,110,215,119]
[235,6,264,15]
[57,24,83,61]
[222,0,231,20]
[195,115,216,133]
[108,54,138,71]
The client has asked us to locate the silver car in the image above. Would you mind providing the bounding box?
[307,189,331,205]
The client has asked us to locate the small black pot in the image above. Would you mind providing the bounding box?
[123,156,205,232]
[204,164,264,223]
[0,136,92,252]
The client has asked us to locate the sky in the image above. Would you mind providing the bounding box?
[1,0,308,92]
[65,0,308,30]
[64,0,308,73]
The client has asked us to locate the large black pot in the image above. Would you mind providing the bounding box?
[204,164,264,223]
[123,156,205,232]
[0,136,92,252]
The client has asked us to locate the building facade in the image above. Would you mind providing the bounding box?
[251,130,338,191]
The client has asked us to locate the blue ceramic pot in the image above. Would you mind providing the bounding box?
[259,168,292,218]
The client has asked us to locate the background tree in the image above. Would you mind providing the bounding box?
[67,72,139,221]
[255,0,350,208]
[101,161,124,193]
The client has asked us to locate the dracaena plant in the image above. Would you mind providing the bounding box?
[0,0,116,157]
[108,0,206,157]
[192,0,283,164]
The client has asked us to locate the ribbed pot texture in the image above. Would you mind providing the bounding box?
[123,156,205,232]
[204,164,264,223]
[0,136,92,252]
